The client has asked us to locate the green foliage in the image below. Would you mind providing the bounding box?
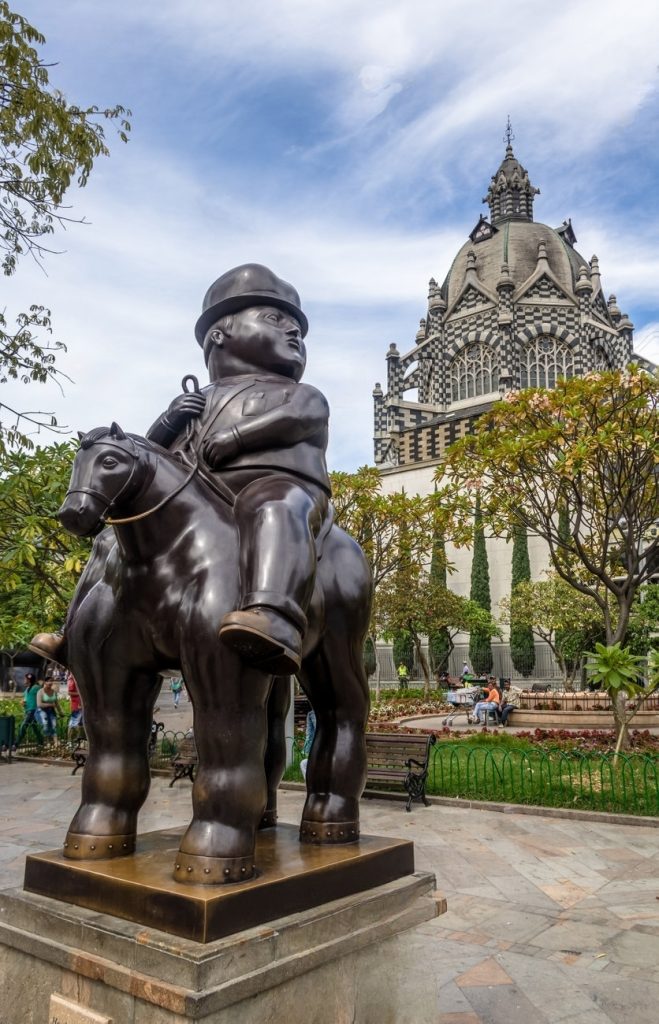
[437,368,659,655]
[500,574,603,686]
[509,525,535,676]
[392,630,414,675]
[363,636,377,678]
[585,643,646,698]
[0,2,131,449]
[469,496,492,675]
[428,525,451,674]
[627,584,659,656]
[331,466,446,635]
[0,441,90,648]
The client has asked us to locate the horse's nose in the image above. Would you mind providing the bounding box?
[58,500,87,534]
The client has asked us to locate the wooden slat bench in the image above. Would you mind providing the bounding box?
[365,732,436,811]
[169,735,198,787]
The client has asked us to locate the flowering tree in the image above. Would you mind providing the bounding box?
[436,368,659,745]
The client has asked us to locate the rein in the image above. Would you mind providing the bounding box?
[104,459,199,525]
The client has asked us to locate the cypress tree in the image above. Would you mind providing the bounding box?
[469,495,493,675]
[428,529,452,676]
[509,524,535,676]
[363,636,377,679]
[392,630,414,689]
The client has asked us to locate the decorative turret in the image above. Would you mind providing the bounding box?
[483,133,539,226]
[428,277,445,314]
[416,318,427,342]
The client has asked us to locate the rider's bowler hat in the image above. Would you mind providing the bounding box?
[195,264,308,345]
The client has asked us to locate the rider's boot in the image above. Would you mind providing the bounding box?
[219,606,302,675]
[28,630,67,666]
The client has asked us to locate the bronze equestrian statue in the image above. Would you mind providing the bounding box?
[53,265,372,884]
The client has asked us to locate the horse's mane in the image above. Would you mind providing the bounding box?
[79,427,150,451]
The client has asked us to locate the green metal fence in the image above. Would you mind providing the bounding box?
[426,743,659,816]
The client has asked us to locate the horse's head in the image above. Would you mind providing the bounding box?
[59,423,146,536]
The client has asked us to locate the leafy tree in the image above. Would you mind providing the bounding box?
[392,630,414,689]
[0,441,90,649]
[437,368,659,745]
[0,2,131,449]
[509,525,535,676]
[331,466,443,695]
[499,574,603,688]
[428,526,452,676]
[363,636,377,679]
[586,643,658,760]
[468,496,493,675]
[626,584,659,657]
[378,566,500,695]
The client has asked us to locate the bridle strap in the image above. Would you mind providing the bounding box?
[105,459,199,525]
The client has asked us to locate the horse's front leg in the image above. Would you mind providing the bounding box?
[177,641,271,884]
[64,647,160,860]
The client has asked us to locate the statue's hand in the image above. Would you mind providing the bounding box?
[163,392,206,431]
[202,430,240,468]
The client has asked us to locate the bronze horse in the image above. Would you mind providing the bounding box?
[58,424,371,884]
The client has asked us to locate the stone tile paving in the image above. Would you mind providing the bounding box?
[1,760,658,1023]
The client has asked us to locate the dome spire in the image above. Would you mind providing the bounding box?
[483,125,539,226]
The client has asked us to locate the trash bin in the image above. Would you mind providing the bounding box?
[0,715,15,761]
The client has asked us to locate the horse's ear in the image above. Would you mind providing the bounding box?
[77,430,85,442]
[110,422,126,440]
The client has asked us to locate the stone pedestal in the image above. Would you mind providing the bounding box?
[0,870,444,1023]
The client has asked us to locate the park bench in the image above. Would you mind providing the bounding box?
[364,732,436,811]
[169,734,197,787]
[70,719,164,775]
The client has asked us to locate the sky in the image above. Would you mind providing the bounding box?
[4,0,659,471]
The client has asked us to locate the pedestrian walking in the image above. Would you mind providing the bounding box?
[14,673,43,747]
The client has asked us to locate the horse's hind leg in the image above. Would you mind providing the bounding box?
[260,674,291,829]
[64,653,160,861]
[298,632,369,844]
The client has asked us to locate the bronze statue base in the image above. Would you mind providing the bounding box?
[23,823,415,943]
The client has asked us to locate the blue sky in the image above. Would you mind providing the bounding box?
[5,0,659,469]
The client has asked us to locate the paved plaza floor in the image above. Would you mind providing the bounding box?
[1,750,658,1024]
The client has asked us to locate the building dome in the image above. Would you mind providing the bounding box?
[373,138,646,470]
[442,221,587,308]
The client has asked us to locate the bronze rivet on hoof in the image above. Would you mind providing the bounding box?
[90,844,96,851]
[252,864,256,870]
[63,842,68,848]
[187,866,193,873]
[108,843,113,850]
[224,868,230,876]
[204,868,210,874]
[339,831,344,837]
[74,844,79,850]
[123,842,127,848]
[327,831,331,837]
[241,867,246,873]
[312,831,316,837]
[175,864,180,869]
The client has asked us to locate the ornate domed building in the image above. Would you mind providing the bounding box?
[372,139,651,678]
[374,142,643,470]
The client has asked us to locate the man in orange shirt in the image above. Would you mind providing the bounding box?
[471,679,501,725]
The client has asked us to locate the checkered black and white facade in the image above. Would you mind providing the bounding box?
[373,146,648,469]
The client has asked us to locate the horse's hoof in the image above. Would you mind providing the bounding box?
[299,820,360,844]
[173,851,256,885]
[258,809,277,829]
[63,832,136,860]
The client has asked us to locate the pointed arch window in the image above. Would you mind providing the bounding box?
[520,336,574,389]
[450,343,499,402]
[590,342,612,372]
